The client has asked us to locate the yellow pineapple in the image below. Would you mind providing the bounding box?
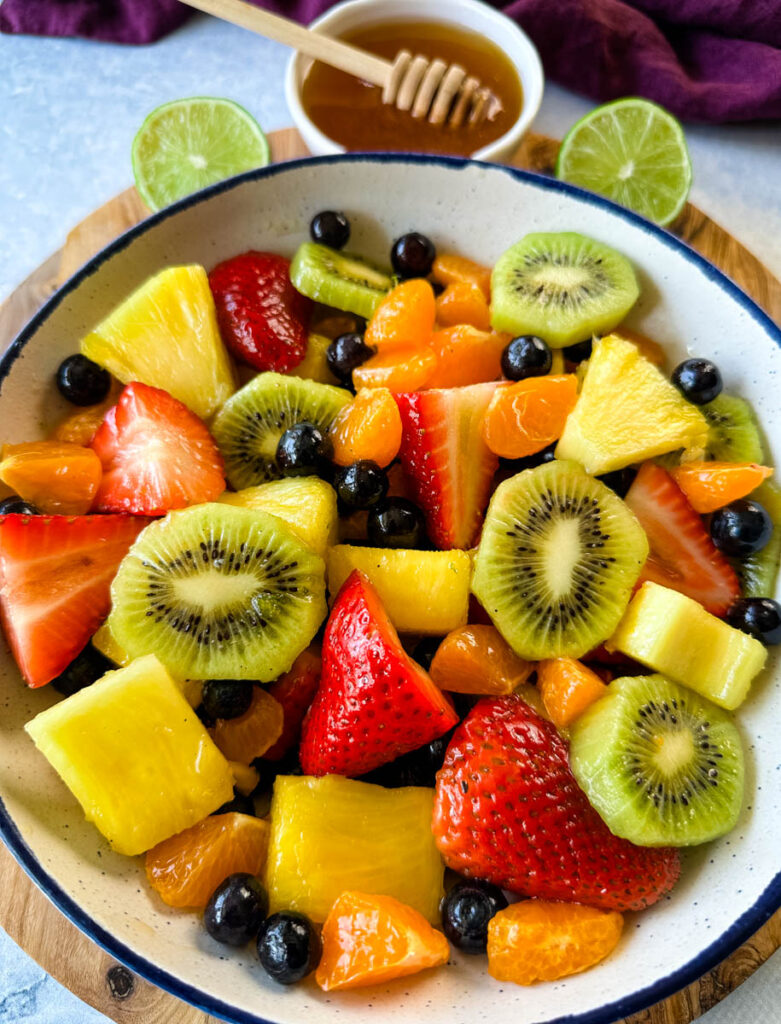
[290,332,340,385]
[219,477,337,558]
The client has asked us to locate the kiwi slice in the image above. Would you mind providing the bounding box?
[737,480,781,597]
[108,503,326,682]
[290,242,392,319]
[490,232,639,347]
[702,393,765,462]
[471,460,649,660]
[570,674,744,846]
[212,372,351,490]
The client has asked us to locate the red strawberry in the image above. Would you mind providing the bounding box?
[625,462,740,616]
[300,570,458,776]
[90,382,225,515]
[433,695,680,913]
[394,382,498,549]
[208,251,312,372]
[0,513,150,687]
[263,648,322,761]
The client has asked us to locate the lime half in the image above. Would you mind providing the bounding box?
[556,98,692,227]
[132,97,270,211]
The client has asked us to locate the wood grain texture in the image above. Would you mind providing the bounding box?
[1,126,780,1024]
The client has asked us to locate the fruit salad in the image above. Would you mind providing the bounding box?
[2,212,779,995]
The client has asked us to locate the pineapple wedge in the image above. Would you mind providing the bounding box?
[327,545,471,634]
[266,775,444,923]
[609,582,767,710]
[290,332,340,385]
[81,265,235,420]
[219,477,337,558]
[556,334,709,474]
[25,654,233,855]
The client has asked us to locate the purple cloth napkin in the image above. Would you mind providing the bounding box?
[1,0,780,122]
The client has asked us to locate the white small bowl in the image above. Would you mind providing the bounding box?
[285,0,544,162]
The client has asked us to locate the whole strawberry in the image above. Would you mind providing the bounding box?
[433,695,680,912]
[209,251,312,372]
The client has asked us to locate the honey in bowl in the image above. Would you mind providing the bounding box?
[301,21,523,157]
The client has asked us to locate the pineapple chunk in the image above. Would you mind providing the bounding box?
[327,545,471,634]
[609,582,767,710]
[556,334,708,474]
[266,775,444,923]
[290,332,340,385]
[218,477,337,558]
[25,654,233,855]
[81,266,235,420]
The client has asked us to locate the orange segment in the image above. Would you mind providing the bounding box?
[429,625,533,695]
[670,462,773,514]
[316,891,450,991]
[50,380,121,445]
[537,657,608,729]
[487,900,623,985]
[432,253,492,300]
[365,279,436,352]
[0,441,102,514]
[330,387,403,468]
[482,375,579,459]
[435,281,491,331]
[145,812,269,909]
[427,326,507,389]
[210,687,283,763]
[613,327,666,367]
[352,345,437,392]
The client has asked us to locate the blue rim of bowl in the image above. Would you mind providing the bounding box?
[1,152,780,1024]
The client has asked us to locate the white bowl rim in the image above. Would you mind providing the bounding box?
[1,151,780,1024]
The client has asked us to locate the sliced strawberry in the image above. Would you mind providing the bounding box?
[299,570,458,777]
[625,462,740,616]
[394,382,498,549]
[90,382,225,515]
[263,648,322,761]
[209,251,312,372]
[0,513,150,687]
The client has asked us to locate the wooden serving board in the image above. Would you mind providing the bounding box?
[1,127,780,1024]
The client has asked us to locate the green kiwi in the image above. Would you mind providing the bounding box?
[471,460,649,660]
[290,242,392,319]
[212,372,351,490]
[701,393,765,462]
[490,232,639,347]
[570,674,744,846]
[737,480,781,597]
[107,503,326,682]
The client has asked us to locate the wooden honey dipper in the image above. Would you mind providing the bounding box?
[180,0,497,126]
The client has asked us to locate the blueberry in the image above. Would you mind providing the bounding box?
[213,792,256,816]
[204,873,269,946]
[412,636,442,671]
[598,467,637,499]
[56,354,111,406]
[501,336,552,380]
[0,497,40,515]
[727,598,781,645]
[360,728,456,788]
[276,422,333,478]
[671,358,723,405]
[367,497,426,548]
[440,879,508,954]
[391,232,436,279]
[710,499,772,557]
[334,460,388,511]
[51,644,115,697]
[202,680,254,721]
[309,210,350,250]
[257,911,321,984]
[498,442,557,474]
[325,332,374,386]
[562,338,593,363]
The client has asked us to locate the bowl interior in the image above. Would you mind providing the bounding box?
[1,156,780,1024]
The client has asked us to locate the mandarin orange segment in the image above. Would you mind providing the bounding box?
[427,326,506,389]
[145,812,269,909]
[330,387,403,468]
[210,687,283,763]
[316,891,450,991]
[364,279,436,352]
[613,327,666,367]
[352,345,437,393]
[537,657,608,729]
[487,900,623,985]
[481,375,579,459]
[435,281,491,331]
[0,441,102,515]
[432,253,492,300]
[51,380,121,445]
[670,461,773,514]
[429,624,533,695]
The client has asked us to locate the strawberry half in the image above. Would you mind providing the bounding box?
[263,648,322,761]
[90,382,225,515]
[433,695,680,913]
[299,570,458,776]
[625,462,740,616]
[209,251,312,372]
[0,513,150,687]
[394,382,498,549]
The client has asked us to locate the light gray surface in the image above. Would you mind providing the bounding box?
[0,11,780,1024]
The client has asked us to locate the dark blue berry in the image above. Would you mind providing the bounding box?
[257,911,321,984]
[0,497,40,515]
[334,460,388,511]
[727,598,781,645]
[367,497,426,548]
[276,422,333,478]
[202,680,254,721]
[204,873,268,946]
[562,338,593,363]
[391,232,436,279]
[214,792,256,816]
[412,636,442,671]
[671,358,723,405]
[309,210,350,250]
[326,332,374,386]
[360,728,456,789]
[56,354,111,406]
[598,467,637,499]
[440,879,508,954]
[51,644,114,697]
[710,499,771,557]
[498,442,557,475]
[501,336,552,380]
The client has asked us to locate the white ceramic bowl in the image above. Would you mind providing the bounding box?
[1,155,780,1024]
[285,0,544,162]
